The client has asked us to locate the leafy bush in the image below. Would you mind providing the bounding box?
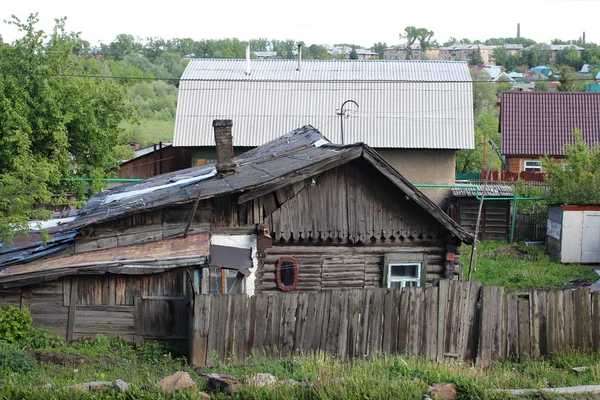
[25,327,65,350]
[137,342,171,363]
[0,343,36,374]
[0,306,33,344]
[543,130,600,205]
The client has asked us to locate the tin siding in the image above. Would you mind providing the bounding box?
[174,80,474,149]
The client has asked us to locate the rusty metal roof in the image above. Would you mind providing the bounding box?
[69,125,473,244]
[0,232,209,287]
[500,92,600,156]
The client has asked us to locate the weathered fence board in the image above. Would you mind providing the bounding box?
[190,282,600,366]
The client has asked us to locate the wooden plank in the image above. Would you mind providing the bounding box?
[253,295,268,353]
[580,287,592,352]
[234,295,247,363]
[397,287,409,355]
[294,293,309,354]
[66,278,78,342]
[303,292,318,352]
[63,278,70,307]
[357,290,372,358]
[592,292,600,351]
[215,296,229,365]
[463,282,482,361]
[281,293,298,357]
[224,296,236,363]
[382,289,394,354]
[336,291,350,359]
[563,289,574,349]
[346,289,362,358]
[318,292,332,353]
[530,290,541,358]
[547,290,557,356]
[425,286,439,360]
[389,289,401,354]
[573,289,583,350]
[517,296,531,359]
[436,280,449,361]
[407,287,422,357]
[326,290,342,356]
[20,287,32,310]
[506,294,519,360]
[368,289,385,357]
[557,290,565,352]
[536,291,548,358]
[478,286,503,366]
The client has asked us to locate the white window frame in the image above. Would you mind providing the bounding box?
[386,262,422,288]
[524,160,543,172]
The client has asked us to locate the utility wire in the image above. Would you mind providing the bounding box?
[0,69,595,84]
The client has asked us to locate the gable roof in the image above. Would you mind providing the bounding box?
[500,92,600,156]
[173,59,474,149]
[72,126,473,244]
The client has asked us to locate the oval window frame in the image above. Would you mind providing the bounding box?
[276,256,299,291]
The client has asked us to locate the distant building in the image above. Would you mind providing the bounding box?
[524,44,584,62]
[439,44,495,65]
[384,45,440,60]
[254,51,277,59]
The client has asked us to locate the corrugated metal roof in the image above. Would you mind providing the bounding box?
[500,92,600,156]
[174,59,474,149]
[451,185,513,198]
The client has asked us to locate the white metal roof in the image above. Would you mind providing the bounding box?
[174,59,474,149]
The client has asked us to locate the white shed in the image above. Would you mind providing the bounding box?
[547,205,600,263]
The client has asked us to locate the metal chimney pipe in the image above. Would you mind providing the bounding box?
[297,44,302,71]
[246,44,251,75]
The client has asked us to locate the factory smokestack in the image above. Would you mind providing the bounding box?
[517,23,521,38]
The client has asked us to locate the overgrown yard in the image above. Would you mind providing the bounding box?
[2,330,600,399]
[462,241,599,291]
[119,119,175,148]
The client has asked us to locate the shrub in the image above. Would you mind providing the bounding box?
[25,327,65,350]
[0,343,36,374]
[0,306,33,344]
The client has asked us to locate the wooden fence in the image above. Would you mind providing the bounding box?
[189,282,600,366]
[515,213,547,241]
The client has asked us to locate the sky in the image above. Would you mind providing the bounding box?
[1,0,599,48]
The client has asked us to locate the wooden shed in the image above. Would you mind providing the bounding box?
[0,121,473,347]
[447,185,512,241]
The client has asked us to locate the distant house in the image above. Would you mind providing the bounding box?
[524,44,584,63]
[173,58,474,204]
[335,46,378,59]
[500,92,600,173]
[253,51,277,59]
[383,45,440,60]
[439,44,495,65]
[0,122,473,344]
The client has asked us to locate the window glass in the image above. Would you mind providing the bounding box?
[387,262,421,288]
[225,269,243,294]
[280,261,296,287]
[390,264,418,278]
[209,269,221,294]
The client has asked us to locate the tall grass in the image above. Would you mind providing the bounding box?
[463,241,598,291]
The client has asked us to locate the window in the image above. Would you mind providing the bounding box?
[209,268,244,294]
[524,160,543,172]
[386,263,422,288]
[276,256,299,291]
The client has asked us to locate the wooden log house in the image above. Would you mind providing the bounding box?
[0,120,473,346]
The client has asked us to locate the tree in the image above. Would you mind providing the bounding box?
[557,66,584,92]
[555,46,583,71]
[534,79,550,92]
[400,26,434,59]
[308,44,331,60]
[470,67,496,117]
[370,42,387,59]
[521,43,552,68]
[0,14,133,240]
[456,111,501,173]
[349,47,358,60]
[543,130,600,205]
[468,46,484,66]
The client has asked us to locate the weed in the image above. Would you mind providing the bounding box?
[24,327,66,350]
[0,306,33,344]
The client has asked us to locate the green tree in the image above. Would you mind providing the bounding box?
[470,67,497,117]
[543,130,600,205]
[0,14,133,240]
[370,42,387,59]
[557,66,584,92]
[468,46,484,66]
[521,43,552,68]
[400,26,434,59]
[534,78,550,92]
[349,47,358,60]
[455,111,501,173]
[308,44,332,60]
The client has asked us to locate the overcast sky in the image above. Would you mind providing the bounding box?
[1,0,598,48]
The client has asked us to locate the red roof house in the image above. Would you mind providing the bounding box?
[500,92,600,174]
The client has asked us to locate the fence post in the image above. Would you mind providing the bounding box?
[510,194,518,242]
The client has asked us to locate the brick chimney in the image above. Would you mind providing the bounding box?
[213,119,236,173]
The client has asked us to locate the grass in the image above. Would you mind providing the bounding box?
[462,241,599,291]
[119,119,175,148]
[2,331,600,399]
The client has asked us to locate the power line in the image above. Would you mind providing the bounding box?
[0,69,596,84]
